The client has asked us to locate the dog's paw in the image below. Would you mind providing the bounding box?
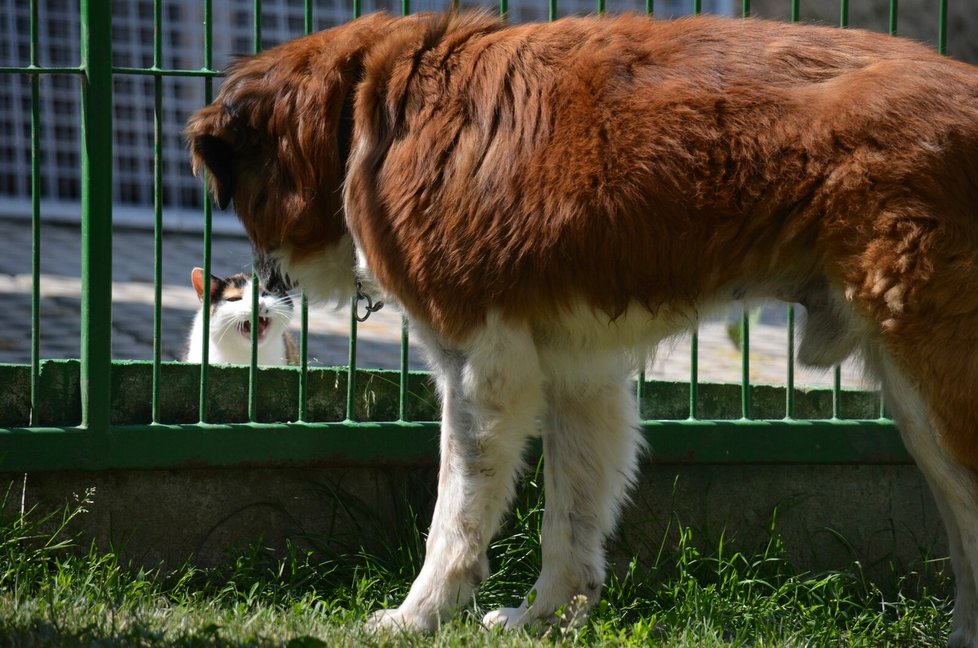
[365,608,430,634]
[482,606,530,630]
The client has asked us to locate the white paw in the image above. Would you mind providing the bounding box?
[481,606,530,630]
[365,607,431,634]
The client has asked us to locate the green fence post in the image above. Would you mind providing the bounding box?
[152,0,164,424]
[740,310,751,419]
[938,0,948,55]
[79,0,114,460]
[199,0,215,423]
[786,305,795,419]
[29,0,41,424]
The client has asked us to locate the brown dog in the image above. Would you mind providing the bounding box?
[188,12,978,644]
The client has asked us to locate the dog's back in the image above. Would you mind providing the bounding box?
[350,14,978,340]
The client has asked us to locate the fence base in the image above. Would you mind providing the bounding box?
[2,461,944,579]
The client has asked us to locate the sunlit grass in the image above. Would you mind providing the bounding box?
[0,474,953,646]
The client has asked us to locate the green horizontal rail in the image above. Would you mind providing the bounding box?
[0,418,905,472]
[0,66,220,78]
[0,65,84,75]
[111,67,221,78]
[0,359,904,471]
[0,422,441,471]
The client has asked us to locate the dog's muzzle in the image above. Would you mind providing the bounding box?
[252,249,294,295]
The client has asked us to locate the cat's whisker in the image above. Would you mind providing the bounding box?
[214,317,241,344]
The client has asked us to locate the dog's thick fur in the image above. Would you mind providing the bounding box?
[187,12,978,645]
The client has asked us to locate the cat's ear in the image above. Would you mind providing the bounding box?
[191,267,223,302]
[190,134,235,210]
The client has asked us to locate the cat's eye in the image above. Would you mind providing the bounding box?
[225,296,242,302]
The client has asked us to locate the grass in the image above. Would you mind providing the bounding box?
[0,473,954,647]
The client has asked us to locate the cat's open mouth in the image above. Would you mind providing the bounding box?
[239,317,271,342]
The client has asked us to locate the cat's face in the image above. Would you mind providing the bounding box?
[191,267,294,348]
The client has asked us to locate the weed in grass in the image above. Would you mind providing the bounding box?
[0,472,954,646]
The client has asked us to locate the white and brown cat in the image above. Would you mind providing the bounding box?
[183,267,298,366]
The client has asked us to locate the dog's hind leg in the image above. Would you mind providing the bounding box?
[873,347,978,648]
[482,351,644,629]
[367,313,546,633]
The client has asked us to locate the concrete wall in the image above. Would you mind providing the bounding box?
[3,460,946,581]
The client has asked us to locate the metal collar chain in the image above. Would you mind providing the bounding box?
[355,280,384,322]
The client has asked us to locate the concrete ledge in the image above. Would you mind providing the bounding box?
[2,461,944,579]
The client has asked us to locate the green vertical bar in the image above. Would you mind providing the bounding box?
[832,365,842,419]
[692,0,701,14]
[399,317,409,421]
[786,305,794,419]
[253,0,262,53]
[347,0,361,420]
[203,0,213,72]
[839,0,849,27]
[790,0,799,22]
[499,0,508,18]
[402,0,411,15]
[298,293,309,421]
[80,0,114,443]
[740,309,751,419]
[299,6,312,441]
[938,0,947,55]
[248,272,259,422]
[741,0,750,18]
[151,0,164,423]
[646,0,653,16]
[346,301,359,421]
[636,369,646,420]
[688,330,698,419]
[597,0,605,15]
[29,0,41,424]
[550,0,557,21]
[199,0,214,423]
[299,4,312,422]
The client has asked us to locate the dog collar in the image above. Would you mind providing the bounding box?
[355,279,385,322]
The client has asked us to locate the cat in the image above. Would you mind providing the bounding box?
[183,267,299,366]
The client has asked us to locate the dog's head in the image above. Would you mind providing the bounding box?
[185,12,399,299]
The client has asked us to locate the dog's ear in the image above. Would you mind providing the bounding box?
[186,101,242,210]
[191,134,235,210]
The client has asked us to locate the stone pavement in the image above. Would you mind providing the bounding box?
[0,217,869,388]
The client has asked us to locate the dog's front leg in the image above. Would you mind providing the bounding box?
[367,316,545,633]
[483,353,644,630]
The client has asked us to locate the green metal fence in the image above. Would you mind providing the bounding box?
[1,0,955,472]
